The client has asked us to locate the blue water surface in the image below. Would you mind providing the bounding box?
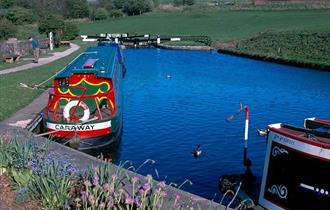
[114,48,330,201]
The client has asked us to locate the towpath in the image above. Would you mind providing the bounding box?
[0,43,80,75]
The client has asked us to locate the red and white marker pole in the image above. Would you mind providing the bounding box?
[243,105,249,165]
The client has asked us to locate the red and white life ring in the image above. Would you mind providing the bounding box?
[63,100,90,122]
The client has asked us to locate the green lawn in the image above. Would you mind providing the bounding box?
[0,41,91,121]
[79,9,330,43]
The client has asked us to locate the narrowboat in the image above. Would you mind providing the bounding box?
[259,123,330,210]
[42,42,125,151]
[304,117,330,133]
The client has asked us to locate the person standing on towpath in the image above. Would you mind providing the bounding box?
[29,36,40,63]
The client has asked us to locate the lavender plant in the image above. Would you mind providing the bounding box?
[27,152,78,209]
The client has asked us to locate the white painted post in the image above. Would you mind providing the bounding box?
[157,37,160,44]
[49,32,54,51]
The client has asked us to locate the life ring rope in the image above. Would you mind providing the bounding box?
[63,100,90,122]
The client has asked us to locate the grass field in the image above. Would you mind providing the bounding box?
[0,41,90,121]
[79,9,330,43]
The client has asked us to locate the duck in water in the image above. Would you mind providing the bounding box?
[192,144,202,157]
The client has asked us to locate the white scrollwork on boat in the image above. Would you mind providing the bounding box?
[272,146,289,157]
[267,184,288,199]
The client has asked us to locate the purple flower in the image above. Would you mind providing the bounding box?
[92,175,99,186]
[99,202,105,209]
[102,183,110,192]
[175,193,181,201]
[131,176,139,183]
[158,181,166,188]
[125,196,134,205]
[156,203,163,209]
[160,191,168,198]
[143,183,151,192]
[155,187,161,194]
[88,195,95,205]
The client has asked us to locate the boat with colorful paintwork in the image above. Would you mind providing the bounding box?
[259,122,330,210]
[42,42,125,150]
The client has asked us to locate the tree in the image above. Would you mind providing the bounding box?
[123,0,153,16]
[113,0,126,9]
[173,0,183,6]
[0,18,17,40]
[6,6,35,25]
[61,22,79,40]
[68,0,90,18]
[38,15,64,35]
[184,0,195,6]
[0,0,14,9]
[92,7,109,21]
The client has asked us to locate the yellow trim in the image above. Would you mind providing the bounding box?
[58,78,110,95]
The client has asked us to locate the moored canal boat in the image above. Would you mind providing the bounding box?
[259,123,330,210]
[42,42,125,150]
[304,117,330,133]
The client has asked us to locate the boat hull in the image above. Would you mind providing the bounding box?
[259,124,330,210]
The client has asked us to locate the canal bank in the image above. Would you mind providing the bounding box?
[0,123,229,210]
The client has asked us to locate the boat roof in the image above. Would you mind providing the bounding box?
[268,123,330,149]
[56,43,121,79]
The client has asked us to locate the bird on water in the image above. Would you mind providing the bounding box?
[192,144,202,157]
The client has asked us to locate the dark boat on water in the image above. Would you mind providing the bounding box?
[42,42,125,151]
[304,117,330,133]
[259,122,330,210]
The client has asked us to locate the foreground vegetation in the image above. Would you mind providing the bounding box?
[0,136,197,209]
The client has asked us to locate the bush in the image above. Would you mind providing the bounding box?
[92,7,109,21]
[0,18,17,40]
[6,6,35,25]
[61,22,79,40]
[109,9,125,18]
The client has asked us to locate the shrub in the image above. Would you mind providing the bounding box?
[61,22,80,40]
[6,6,35,25]
[0,18,17,40]
[109,9,125,18]
[93,7,109,21]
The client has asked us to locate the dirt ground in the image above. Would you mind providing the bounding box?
[0,174,41,210]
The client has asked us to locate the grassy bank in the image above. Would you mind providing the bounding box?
[221,29,330,69]
[0,41,90,121]
[79,9,330,43]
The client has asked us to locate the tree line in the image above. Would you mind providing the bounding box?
[0,0,195,41]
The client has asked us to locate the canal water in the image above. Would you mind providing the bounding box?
[111,48,330,201]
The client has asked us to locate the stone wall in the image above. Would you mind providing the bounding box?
[0,38,49,58]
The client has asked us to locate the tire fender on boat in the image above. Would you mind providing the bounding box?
[63,100,90,122]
